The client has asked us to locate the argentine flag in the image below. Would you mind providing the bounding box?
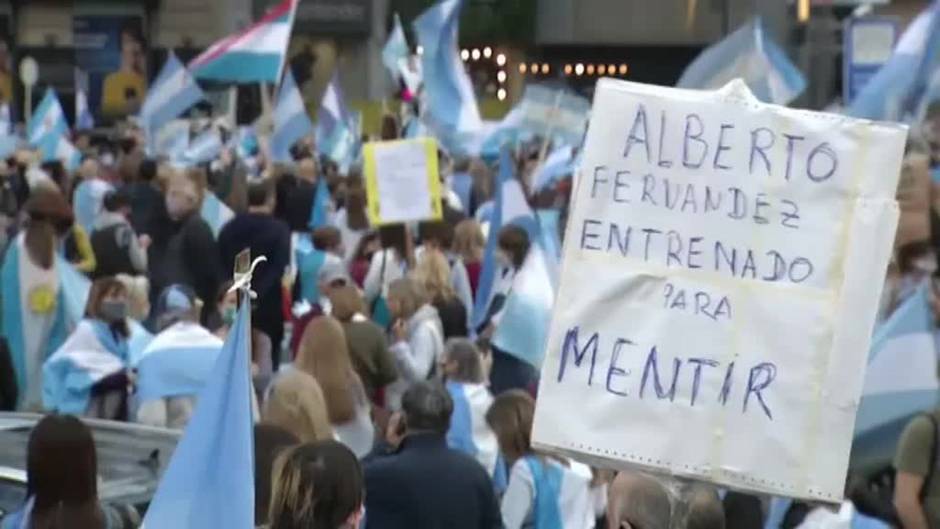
[446,380,506,488]
[42,320,128,414]
[383,13,410,80]
[271,70,315,163]
[140,52,204,146]
[414,0,483,146]
[677,18,806,105]
[142,301,255,528]
[189,0,298,83]
[131,321,223,403]
[1,235,90,409]
[200,192,235,238]
[153,120,191,160]
[27,88,68,146]
[531,145,575,194]
[75,68,94,131]
[39,133,82,173]
[853,283,939,466]
[850,3,940,121]
[316,72,357,170]
[180,127,223,166]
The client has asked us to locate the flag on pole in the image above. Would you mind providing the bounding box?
[180,127,224,166]
[677,18,806,105]
[271,70,314,163]
[75,68,94,131]
[189,0,299,83]
[490,243,555,368]
[27,88,68,146]
[413,0,482,143]
[140,52,204,146]
[850,3,940,121]
[142,299,255,528]
[472,149,540,328]
[383,13,410,80]
[315,72,357,169]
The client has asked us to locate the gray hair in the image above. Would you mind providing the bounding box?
[444,338,484,383]
[608,471,676,529]
[401,381,453,434]
[674,483,725,529]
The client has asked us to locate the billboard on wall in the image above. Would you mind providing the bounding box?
[254,0,371,35]
[73,15,147,120]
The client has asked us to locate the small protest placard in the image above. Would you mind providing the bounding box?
[520,85,591,147]
[363,137,442,226]
[531,78,907,501]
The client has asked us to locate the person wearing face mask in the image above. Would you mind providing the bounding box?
[132,284,225,429]
[42,278,133,419]
[147,168,222,326]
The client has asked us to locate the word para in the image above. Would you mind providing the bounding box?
[663,282,731,321]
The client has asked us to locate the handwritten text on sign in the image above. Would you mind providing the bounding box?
[531,79,906,501]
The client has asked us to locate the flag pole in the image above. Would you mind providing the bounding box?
[230,249,266,421]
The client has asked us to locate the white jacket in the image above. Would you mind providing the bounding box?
[386,304,444,410]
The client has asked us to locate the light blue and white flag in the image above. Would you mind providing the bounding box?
[27,88,68,146]
[140,52,204,147]
[38,133,82,173]
[519,85,590,148]
[272,70,315,163]
[153,120,191,160]
[478,105,529,160]
[142,301,255,528]
[850,3,940,121]
[446,381,505,488]
[853,283,938,466]
[294,233,326,305]
[72,178,114,235]
[200,192,235,238]
[1,235,90,409]
[131,321,223,402]
[383,13,410,80]
[531,145,575,194]
[491,242,555,368]
[316,72,357,169]
[74,68,94,131]
[0,102,12,135]
[42,319,128,414]
[189,0,298,83]
[180,127,223,166]
[0,134,19,160]
[473,149,540,328]
[677,17,806,105]
[414,0,482,147]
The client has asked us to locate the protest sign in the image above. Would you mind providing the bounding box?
[520,85,591,147]
[363,137,442,225]
[531,78,907,502]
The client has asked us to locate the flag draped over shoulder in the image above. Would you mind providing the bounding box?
[677,18,806,105]
[849,3,940,121]
[42,320,127,414]
[271,70,315,163]
[413,0,482,149]
[142,301,255,528]
[140,53,204,147]
[131,322,223,402]
[189,0,298,83]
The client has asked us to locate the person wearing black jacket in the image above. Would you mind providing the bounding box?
[218,179,291,368]
[127,158,164,236]
[363,382,501,529]
[147,168,221,326]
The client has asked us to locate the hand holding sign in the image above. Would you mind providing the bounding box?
[532,79,907,502]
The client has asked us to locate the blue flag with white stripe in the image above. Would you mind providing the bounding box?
[27,88,68,146]
[42,320,128,413]
[473,149,540,328]
[383,13,410,80]
[75,68,94,131]
[153,120,191,160]
[850,3,940,121]
[678,18,806,105]
[200,192,235,238]
[131,321,223,402]
[180,127,223,166]
[141,52,205,147]
[414,0,483,147]
[272,70,315,163]
[142,300,255,528]
[316,72,357,170]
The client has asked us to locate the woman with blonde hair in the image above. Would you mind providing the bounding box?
[414,249,468,339]
[328,285,397,404]
[263,369,333,443]
[385,277,444,410]
[453,219,485,299]
[295,316,374,457]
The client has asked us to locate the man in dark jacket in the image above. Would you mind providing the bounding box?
[218,179,291,368]
[364,382,501,529]
[127,158,164,236]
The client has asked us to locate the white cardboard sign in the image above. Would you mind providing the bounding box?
[531,78,907,502]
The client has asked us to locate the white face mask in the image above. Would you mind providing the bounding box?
[913,255,938,274]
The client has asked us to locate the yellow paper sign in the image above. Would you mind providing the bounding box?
[363,137,442,226]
